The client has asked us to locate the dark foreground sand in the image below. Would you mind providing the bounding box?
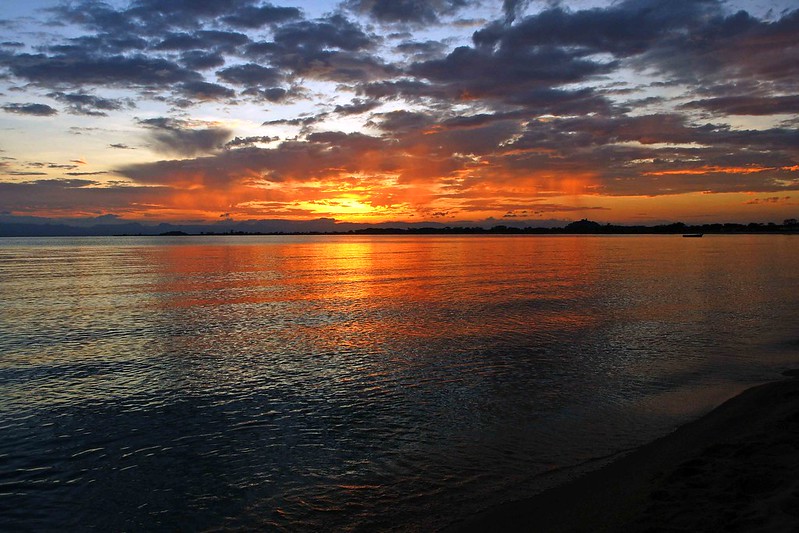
[449,370,799,533]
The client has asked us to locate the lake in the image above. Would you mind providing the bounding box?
[1,234,797,531]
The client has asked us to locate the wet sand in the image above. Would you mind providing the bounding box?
[449,370,799,532]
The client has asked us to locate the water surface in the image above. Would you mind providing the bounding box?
[1,235,797,530]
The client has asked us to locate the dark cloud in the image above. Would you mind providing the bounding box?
[473,0,719,56]
[243,41,281,59]
[358,79,447,102]
[681,95,799,116]
[65,171,108,176]
[307,131,385,151]
[414,119,523,159]
[125,0,255,31]
[6,171,49,176]
[470,2,799,101]
[334,99,380,115]
[118,132,393,187]
[11,3,393,98]
[641,9,799,87]
[262,114,326,128]
[502,0,530,24]
[368,110,432,133]
[277,50,397,82]
[46,34,148,55]
[53,1,292,40]
[409,45,617,105]
[217,63,282,87]
[152,33,205,51]
[225,136,275,149]
[4,52,201,88]
[138,117,233,156]
[344,0,474,25]
[241,87,290,102]
[50,2,139,35]
[348,3,799,118]
[243,28,395,82]
[272,14,374,52]
[179,51,225,70]
[178,81,236,101]
[153,30,249,52]
[508,113,799,155]
[0,179,172,214]
[47,91,134,116]
[238,17,394,82]
[394,40,448,60]
[505,87,614,115]
[744,196,792,205]
[436,111,521,130]
[109,143,135,149]
[474,0,799,94]
[221,4,302,29]
[17,178,95,187]
[1,102,58,116]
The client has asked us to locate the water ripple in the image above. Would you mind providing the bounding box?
[1,235,797,530]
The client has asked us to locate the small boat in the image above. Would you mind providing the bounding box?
[682,233,703,238]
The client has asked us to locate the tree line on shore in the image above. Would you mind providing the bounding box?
[2,217,797,237]
[181,218,799,236]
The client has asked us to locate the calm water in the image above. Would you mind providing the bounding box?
[1,235,797,531]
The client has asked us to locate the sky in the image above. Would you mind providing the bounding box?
[0,0,797,227]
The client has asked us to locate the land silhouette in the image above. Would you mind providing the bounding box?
[2,217,797,237]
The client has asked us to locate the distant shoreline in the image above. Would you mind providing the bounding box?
[2,224,798,238]
[148,229,797,237]
[447,370,799,532]
[151,223,798,237]
[1,217,798,238]
[2,230,798,237]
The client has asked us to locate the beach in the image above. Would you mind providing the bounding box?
[451,370,799,532]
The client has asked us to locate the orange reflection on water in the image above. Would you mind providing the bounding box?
[142,232,799,389]
[6,233,798,421]
[142,236,603,368]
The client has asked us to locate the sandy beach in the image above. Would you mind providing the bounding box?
[449,370,799,532]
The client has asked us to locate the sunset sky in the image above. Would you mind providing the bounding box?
[1,0,797,226]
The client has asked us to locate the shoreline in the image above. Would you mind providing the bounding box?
[2,231,798,238]
[447,370,799,532]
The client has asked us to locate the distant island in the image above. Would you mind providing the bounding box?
[1,217,797,237]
